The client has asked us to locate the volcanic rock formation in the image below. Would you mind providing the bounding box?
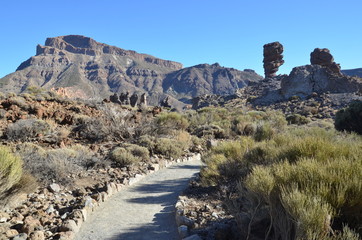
[0,35,262,108]
[310,48,341,74]
[281,65,361,99]
[263,42,284,78]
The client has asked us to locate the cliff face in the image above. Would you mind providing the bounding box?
[0,35,261,105]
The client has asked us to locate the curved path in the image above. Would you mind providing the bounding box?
[75,159,201,240]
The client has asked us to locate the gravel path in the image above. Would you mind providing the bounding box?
[75,159,201,240]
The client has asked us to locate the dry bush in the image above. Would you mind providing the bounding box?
[6,119,50,141]
[16,143,100,185]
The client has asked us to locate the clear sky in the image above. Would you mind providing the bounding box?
[0,0,361,78]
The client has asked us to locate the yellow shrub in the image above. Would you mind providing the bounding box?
[0,146,23,198]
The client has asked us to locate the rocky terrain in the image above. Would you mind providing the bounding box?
[0,35,262,108]
[192,46,362,115]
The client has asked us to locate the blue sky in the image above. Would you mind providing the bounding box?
[0,0,361,78]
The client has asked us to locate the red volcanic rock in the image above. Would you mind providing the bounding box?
[263,42,284,78]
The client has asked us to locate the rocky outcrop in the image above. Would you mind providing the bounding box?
[36,35,183,70]
[1,36,261,107]
[281,65,362,99]
[140,93,147,107]
[310,48,341,74]
[129,93,138,107]
[163,63,263,99]
[263,42,284,78]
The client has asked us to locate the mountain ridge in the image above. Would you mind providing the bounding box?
[0,35,262,107]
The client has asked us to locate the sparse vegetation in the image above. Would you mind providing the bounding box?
[201,121,362,239]
[6,119,50,141]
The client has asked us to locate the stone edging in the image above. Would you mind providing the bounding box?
[67,153,202,240]
[0,153,201,240]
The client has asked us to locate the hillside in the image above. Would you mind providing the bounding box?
[0,35,262,106]
[342,68,362,78]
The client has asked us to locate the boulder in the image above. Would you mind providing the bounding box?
[281,65,362,99]
[109,93,121,104]
[263,42,284,78]
[48,183,61,193]
[310,48,341,74]
[29,231,45,240]
[21,216,41,234]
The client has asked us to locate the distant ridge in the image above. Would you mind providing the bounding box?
[0,35,262,107]
[342,68,362,78]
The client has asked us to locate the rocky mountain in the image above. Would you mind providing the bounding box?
[0,35,262,106]
[342,68,362,78]
[163,63,262,101]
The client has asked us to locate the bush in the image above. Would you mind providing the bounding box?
[109,147,141,167]
[246,155,362,239]
[74,118,110,142]
[335,100,362,135]
[6,119,50,141]
[200,138,255,185]
[239,128,362,239]
[110,145,149,167]
[286,114,310,125]
[123,144,149,161]
[155,138,185,159]
[137,135,157,154]
[156,112,189,134]
[0,146,23,199]
[16,143,100,185]
[193,124,226,139]
[254,123,275,141]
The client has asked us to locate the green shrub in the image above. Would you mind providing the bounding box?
[155,138,184,159]
[241,128,362,239]
[6,119,50,141]
[123,144,149,161]
[156,112,189,134]
[246,156,362,239]
[109,147,140,167]
[193,124,226,139]
[254,123,275,141]
[335,100,362,135]
[200,138,255,185]
[286,114,310,125]
[0,146,23,199]
[137,135,157,154]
